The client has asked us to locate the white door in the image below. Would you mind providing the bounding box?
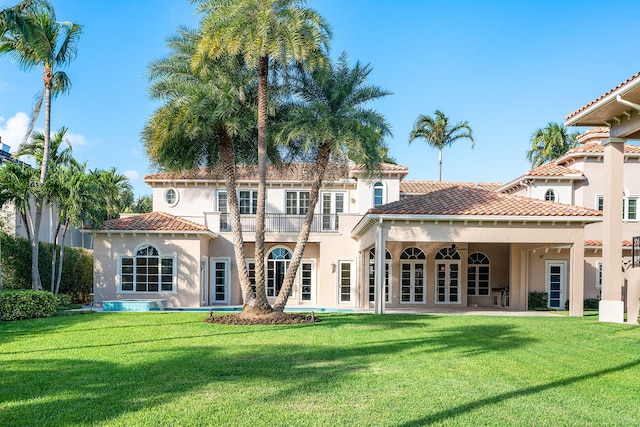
[546,261,566,309]
[210,258,229,304]
[200,257,208,305]
[435,261,460,304]
[338,260,355,305]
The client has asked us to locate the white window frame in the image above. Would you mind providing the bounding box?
[623,189,638,221]
[321,192,345,231]
[200,256,208,305]
[210,257,230,304]
[595,194,603,211]
[217,190,229,231]
[239,190,258,215]
[337,259,356,305]
[117,244,177,294]
[467,252,490,297]
[546,260,567,309]
[164,188,179,207]
[298,259,315,303]
[373,182,385,207]
[595,260,603,289]
[434,247,461,305]
[285,191,310,215]
[369,249,391,303]
[267,246,293,298]
[544,188,556,203]
[399,247,426,304]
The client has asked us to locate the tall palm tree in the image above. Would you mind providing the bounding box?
[194,0,331,314]
[1,0,81,290]
[526,122,580,168]
[409,110,474,181]
[17,127,75,292]
[143,27,259,307]
[272,53,391,311]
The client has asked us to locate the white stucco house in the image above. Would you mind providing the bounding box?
[91,72,640,322]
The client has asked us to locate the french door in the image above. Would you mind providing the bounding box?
[546,261,566,309]
[435,261,460,304]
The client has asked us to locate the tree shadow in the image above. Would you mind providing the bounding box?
[0,314,537,425]
[393,359,640,426]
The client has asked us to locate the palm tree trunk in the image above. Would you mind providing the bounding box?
[219,131,255,306]
[40,66,52,184]
[251,55,272,313]
[31,200,43,290]
[50,219,61,292]
[55,218,69,295]
[438,148,443,181]
[273,141,332,311]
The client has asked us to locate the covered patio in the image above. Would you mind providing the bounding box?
[352,185,601,316]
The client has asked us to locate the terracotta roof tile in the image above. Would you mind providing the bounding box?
[566,71,640,121]
[565,142,640,155]
[102,212,210,232]
[585,239,633,248]
[145,162,407,183]
[369,186,602,217]
[400,181,502,194]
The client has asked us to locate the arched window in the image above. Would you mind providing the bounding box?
[435,247,460,260]
[369,248,392,303]
[544,189,556,202]
[120,244,175,292]
[267,247,292,297]
[373,182,384,207]
[435,247,460,304]
[165,188,179,206]
[467,252,490,296]
[400,247,425,303]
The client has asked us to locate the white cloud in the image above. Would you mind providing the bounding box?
[65,132,89,148]
[0,112,29,151]
[124,170,140,181]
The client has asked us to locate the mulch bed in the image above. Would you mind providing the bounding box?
[204,310,321,325]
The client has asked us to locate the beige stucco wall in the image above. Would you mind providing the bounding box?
[93,233,206,307]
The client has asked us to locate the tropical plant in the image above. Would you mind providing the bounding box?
[526,122,580,168]
[194,0,331,314]
[409,110,474,181]
[89,167,132,221]
[272,53,391,310]
[124,194,153,213]
[143,27,259,307]
[0,0,82,290]
[17,127,75,293]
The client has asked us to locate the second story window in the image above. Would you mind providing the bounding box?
[239,190,258,215]
[286,191,310,215]
[596,195,603,211]
[373,182,384,207]
[595,193,638,220]
[544,189,556,202]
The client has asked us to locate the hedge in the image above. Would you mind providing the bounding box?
[0,289,57,321]
[0,233,93,303]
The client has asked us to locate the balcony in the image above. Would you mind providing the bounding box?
[219,213,341,233]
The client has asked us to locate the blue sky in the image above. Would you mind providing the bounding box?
[1,0,639,197]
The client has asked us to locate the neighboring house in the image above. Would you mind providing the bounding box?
[499,127,640,301]
[92,160,602,315]
[0,139,89,248]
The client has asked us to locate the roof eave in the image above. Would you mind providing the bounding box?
[565,77,640,127]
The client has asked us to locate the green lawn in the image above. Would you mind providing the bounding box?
[1,312,639,426]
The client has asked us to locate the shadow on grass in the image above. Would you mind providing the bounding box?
[0,314,539,426]
[394,358,640,427]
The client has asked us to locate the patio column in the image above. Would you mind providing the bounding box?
[601,137,626,323]
[569,242,584,317]
[375,218,386,314]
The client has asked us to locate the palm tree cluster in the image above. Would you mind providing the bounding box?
[0,128,133,293]
[142,0,392,315]
[1,0,82,290]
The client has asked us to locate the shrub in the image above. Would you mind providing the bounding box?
[56,293,72,306]
[584,298,600,310]
[564,298,600,311]
[528,291,548,310]
[0,233,93,303]
[0,290,57,321]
